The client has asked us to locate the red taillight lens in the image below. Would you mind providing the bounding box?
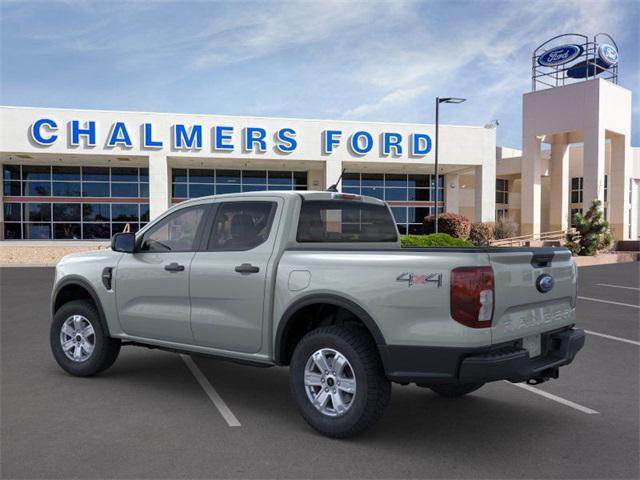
[450,267,494,328]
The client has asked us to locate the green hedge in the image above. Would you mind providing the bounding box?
[401,233,473,248]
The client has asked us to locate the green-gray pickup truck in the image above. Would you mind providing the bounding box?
[50,191,584,437]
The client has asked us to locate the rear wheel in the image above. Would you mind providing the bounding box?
[290,325,391,438]
[50,300,121,377]
[429,383,484,398]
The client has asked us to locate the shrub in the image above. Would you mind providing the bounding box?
[469,222,495,246]
[565,199,613,256]
[422,212,471,239]
[494,216,519,239]
[401,233,473,248]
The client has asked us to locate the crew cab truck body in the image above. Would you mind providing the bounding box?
[51,191,585,437]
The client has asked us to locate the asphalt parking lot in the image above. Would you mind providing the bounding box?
[1,263,638,479]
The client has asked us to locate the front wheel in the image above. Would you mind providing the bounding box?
[289,325,391,438]
[50,300,121,377]
[429,383,484,398]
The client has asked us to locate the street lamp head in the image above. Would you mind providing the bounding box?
[438,97,466,104]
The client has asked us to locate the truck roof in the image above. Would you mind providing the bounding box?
[179,190,387,206]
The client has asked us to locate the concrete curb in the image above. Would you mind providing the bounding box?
[0,264,58,268]
[574,252,639,267]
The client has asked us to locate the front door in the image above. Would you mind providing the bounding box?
[190,199,280,353]
[115,204,209,343]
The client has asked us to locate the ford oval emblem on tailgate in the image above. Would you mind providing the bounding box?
[536,274,555,293]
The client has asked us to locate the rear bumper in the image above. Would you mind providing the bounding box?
[380,327,585,385]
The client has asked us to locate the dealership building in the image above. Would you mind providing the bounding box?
[0,107,497,240]
[1,35,638,244]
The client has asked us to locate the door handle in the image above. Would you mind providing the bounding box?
[164,262,185,272]
[235,263,260,274]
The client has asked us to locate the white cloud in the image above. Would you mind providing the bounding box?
[188,1,409,71]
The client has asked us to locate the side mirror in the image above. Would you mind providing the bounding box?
[111,232,136,253]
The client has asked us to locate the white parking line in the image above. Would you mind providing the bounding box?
[180,354,241,427]
[595,283,640,291]
[586,330,640,346]
[578,296,640,309]
[507,382,599,415]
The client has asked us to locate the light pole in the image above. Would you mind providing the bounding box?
[434,96,466,233]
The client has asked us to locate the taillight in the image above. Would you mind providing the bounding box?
[332,193,361,201]
[450,267,494,328]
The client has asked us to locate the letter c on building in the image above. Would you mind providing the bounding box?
[30,118,58,146]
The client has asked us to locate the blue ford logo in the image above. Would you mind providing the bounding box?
[598,44,618,66]
[536,274,555,293]
[538,44,583,67]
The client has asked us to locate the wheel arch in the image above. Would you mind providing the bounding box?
[52,276,111,336]
[274,294,386,366]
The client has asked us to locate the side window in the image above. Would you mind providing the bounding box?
[207,201,276,251]
[139,206,207,252]
[297,200,398,242]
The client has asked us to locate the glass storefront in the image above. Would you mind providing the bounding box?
[2,165,445,239]
[172,168,308,200]
[342,173,444,234]
[2,164,149,239]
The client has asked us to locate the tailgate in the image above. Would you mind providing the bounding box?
[489,248,576,344]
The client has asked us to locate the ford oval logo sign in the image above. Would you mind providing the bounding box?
[536,274,555,294]
[538,44,583,67]
[598,43,618,66]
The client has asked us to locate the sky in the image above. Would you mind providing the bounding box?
[1,0,638,148]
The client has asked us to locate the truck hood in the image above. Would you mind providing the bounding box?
[58,248,120,265]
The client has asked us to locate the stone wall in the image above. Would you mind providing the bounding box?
[0,243,108,266]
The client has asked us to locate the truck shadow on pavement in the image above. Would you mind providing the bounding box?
[101,349,581,450]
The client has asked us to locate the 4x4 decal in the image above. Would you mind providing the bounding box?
[396,272,443,288]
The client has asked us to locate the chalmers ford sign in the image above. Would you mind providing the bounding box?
[29,118,434,157]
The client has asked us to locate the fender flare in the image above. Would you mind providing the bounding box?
[274,293,386,365]
[52,275,112,336]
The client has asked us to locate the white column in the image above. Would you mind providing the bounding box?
[521,135,542,236]
[148,153,170,220]
[445,173,459,213]
[549,135,570,232]
[609,134,631,240]
[324,158,343,190]
[474,164,495,223]
[582,126,605,212]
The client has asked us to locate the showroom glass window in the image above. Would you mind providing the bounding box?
[2,164,149,240]
[171,168,308,200]
[496,178,509,204]
[342,172,444,234]
[570,177,583,203]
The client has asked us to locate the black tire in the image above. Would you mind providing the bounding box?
[50,300,121,377]
[429,383,484,398]
[289,325,391,438]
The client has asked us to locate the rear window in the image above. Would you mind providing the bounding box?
[297,200,398,242]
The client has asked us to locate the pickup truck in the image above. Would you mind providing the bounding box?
[50,191,585,438]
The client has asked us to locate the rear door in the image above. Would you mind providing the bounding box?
[115,204,210,343]
[489,248,577,346]
[189,198,281,353]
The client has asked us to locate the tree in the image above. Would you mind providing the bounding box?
[565,199,613,256]
[494,216,519,240]
[469,222,495,246]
